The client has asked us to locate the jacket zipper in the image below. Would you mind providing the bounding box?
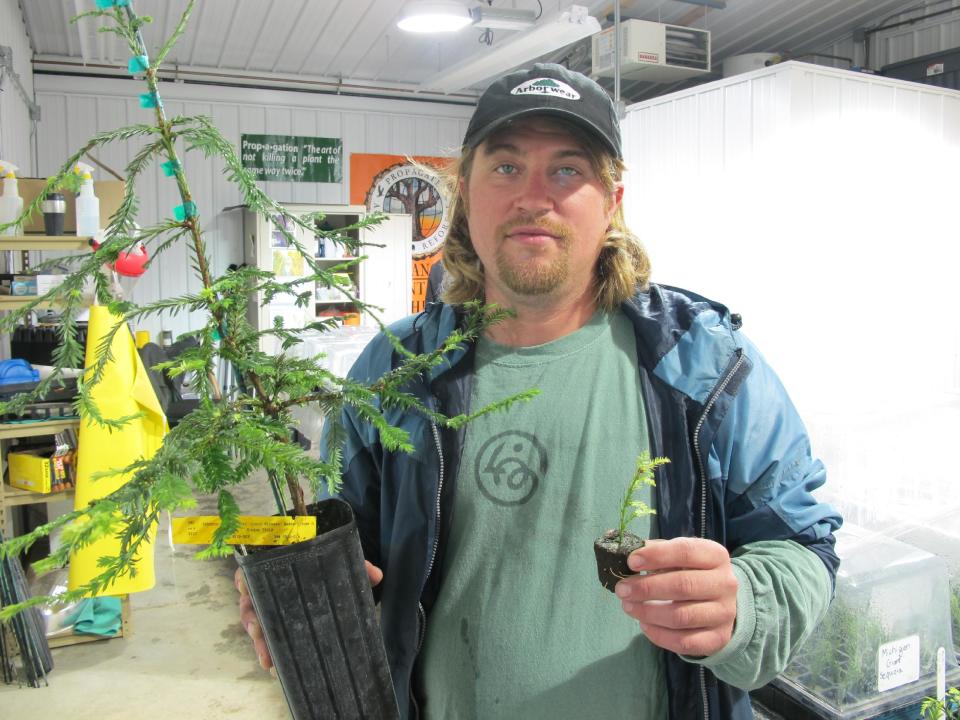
[411,421,446,719]
[690,351,745,720]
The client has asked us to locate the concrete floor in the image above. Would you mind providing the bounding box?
[1,476,291,720]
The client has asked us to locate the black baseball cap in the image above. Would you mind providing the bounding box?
[462,63,622,159]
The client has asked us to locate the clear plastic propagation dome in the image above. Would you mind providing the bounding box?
[762,523,959,720]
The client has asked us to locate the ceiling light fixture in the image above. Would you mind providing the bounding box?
[470,6,537,30]
[397,2,538,34]
[419,5,600,94]
[397,1,472,33]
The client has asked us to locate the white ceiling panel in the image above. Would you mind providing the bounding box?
[17,0,957,103]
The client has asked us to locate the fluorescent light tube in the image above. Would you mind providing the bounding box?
[420,5,601,94]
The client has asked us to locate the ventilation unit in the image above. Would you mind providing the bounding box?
[592,19,711,83]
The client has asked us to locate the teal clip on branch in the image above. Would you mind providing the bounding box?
[139,92,161,109]
[161,160,181,178]
[128,55,149,74]
[174,202,198,221]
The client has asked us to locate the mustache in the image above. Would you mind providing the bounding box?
[496,215,572,240]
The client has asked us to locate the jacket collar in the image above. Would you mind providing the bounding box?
[406,283,736,382]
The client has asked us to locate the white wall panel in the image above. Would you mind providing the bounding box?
[0,0,35,174]
[33,74,473,340]
[622,62,960,530]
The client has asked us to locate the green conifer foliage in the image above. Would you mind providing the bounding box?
[0,0,535,618]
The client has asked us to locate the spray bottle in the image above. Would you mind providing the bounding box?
[74,162,100,237]
[0,161,24,237]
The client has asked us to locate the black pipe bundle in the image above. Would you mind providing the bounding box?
[0,529,53,687]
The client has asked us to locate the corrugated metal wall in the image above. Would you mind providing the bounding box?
[0,0,35,173]
[621,61,960,528]
[33,75,473,338]
[817,0,960,72]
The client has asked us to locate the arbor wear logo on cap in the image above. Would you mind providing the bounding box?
[510,78,580,100]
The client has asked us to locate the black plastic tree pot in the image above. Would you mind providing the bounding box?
[593,529,646,592]
[235,497,399,720]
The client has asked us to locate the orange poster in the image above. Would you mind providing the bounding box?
[350,154,453,314]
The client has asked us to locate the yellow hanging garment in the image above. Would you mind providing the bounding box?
[68,305,168,594]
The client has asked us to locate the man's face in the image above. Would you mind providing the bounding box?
[460,117,623,307]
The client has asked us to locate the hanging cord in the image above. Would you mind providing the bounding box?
[0,46,41,125]
[478,0,543,46]
[83,153,125,182]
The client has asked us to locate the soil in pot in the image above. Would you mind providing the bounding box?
[594,529,646,592]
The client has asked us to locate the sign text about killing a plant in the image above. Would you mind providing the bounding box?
[241,134,343,183]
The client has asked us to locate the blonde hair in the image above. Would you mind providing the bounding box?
[438,118,651,311]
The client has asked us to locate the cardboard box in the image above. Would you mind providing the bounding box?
[11,275,37,296]
[9,274,66,296]
[7,448,57,493]
[18,178,126,235]
[36,274,67,295]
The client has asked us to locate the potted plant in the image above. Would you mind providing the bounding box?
[0,2,531,718]
[593,451,669,592]
[921,686,960,720]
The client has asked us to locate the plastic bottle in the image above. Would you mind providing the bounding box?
[75,169,100,238]
[0,160,24,237]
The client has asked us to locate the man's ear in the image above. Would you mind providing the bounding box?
[607,182,624,219]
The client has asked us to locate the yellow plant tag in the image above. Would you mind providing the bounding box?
[171,515,317,546]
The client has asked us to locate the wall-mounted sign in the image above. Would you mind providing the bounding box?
[240,134,342,183]
[350,153,453,313]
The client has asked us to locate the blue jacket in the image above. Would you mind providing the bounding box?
[331,283,842,720]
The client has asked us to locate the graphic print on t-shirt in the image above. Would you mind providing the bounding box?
[474,430,547,506]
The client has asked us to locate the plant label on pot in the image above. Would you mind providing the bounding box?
[171,515,317,545]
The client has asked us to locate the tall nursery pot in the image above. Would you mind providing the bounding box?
[235,497,399,720]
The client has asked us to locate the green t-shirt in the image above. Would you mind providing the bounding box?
[418,310,668,720]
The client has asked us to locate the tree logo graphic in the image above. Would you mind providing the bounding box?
[366,162,450,259]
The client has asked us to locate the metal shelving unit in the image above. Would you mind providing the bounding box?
[0,418,80,528]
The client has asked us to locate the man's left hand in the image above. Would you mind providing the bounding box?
[615,537,738,657]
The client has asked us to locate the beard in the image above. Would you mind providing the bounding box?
[494,216,572,296]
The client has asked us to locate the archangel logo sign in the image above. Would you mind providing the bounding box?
[365,162,450,259]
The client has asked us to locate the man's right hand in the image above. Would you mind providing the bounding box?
[235,561,384,672]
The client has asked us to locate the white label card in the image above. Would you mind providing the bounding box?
[877,635,920,692]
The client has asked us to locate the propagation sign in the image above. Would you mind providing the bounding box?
[240,134,342,183]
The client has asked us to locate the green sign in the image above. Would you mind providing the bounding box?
[240,134,342,183]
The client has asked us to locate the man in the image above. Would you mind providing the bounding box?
[239,63,841,720]
[423,257,446,306]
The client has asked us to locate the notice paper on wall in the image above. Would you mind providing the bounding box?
[877,635,920,692]
[171,516,317,546]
